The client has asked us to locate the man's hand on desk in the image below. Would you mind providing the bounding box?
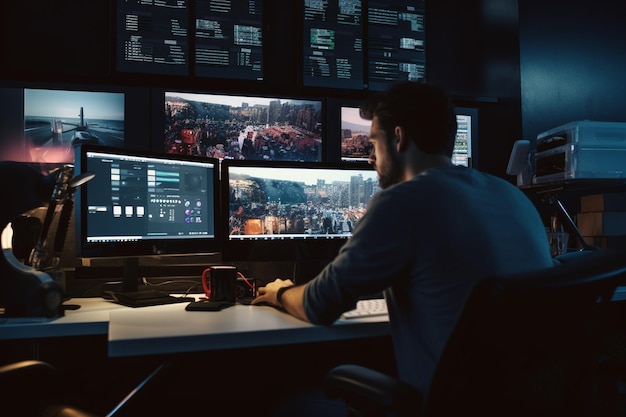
[251,279,309,322]
[252,278,294,307]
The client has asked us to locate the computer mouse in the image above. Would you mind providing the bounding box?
[238,297,254,305]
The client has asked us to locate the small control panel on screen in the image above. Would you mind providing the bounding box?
[195,0,263,80]
[302,0,364,89]
[367,0,425,91]
[116,0,189,76]
[81,149,217,247]
[164,91,323,161]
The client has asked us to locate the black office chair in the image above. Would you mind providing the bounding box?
[0,360,98,417]
[0,359,170,417]
[324,248,626,417]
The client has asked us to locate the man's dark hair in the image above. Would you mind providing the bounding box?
[360,82,457,157]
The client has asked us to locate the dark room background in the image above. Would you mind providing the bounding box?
[2,0,625,170]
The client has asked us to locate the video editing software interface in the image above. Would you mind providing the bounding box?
[222,160,380,262]
[164,91,323,162]
[117,0,263,80]
[76,147,218,258]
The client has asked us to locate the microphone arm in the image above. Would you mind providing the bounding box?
[28,165,95,271]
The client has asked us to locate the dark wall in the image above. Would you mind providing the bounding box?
[0,0,528,294]
[427,0,522,178]
[519,0,626,145]
[0,1,113,82]
[0,0,523,176]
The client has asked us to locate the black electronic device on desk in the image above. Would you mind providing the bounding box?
[0,162,92,318]
[105,288,193,308]
[73,145,221,307]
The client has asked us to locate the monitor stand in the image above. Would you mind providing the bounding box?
[105,257,193,308]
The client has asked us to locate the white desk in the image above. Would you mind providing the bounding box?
[0,297,391,358]
[108,303,390,357]
[0,298,129,340]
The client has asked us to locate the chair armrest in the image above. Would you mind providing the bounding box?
[0,360,58,416]
[0,361,98,417]
[324,364,421,416]
[0,360,56,384]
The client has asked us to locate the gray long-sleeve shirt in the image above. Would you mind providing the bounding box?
[304,165,554,396]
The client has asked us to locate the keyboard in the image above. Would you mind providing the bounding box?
[342,298,388,319]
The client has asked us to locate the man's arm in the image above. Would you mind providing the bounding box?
[251,279,309,322]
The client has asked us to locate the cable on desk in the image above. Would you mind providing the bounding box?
[78,280,124,297]
[237,271,255,290]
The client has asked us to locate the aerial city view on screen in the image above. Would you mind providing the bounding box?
[227,166,380,239]
[165,92,323,162]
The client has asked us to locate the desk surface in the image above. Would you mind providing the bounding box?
[108,303,390,358]
[0,298,129,340]
[0,297,391,358]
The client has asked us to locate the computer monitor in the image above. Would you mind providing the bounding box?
[0,86,125,165]
[302,0,365,89]
[340,105,372,161]
[73,145,220,294]
[116,0,189,76]
[116,0,263,81]
[453,106,478,167]
[194,0,264,80]
[301,0,425,91]
[367,0,426,91]
[221,159,379,281]
[163,91,323,162]
[337,103,478,166]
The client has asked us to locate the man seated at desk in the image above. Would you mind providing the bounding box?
[252,82,554,414]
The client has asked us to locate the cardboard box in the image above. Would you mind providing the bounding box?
[580,193,626,212]
[577,211,626,236]
[583,235,626,249]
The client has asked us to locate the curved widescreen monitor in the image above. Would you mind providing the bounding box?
[74,145,220,260]
[221,159,380,270]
